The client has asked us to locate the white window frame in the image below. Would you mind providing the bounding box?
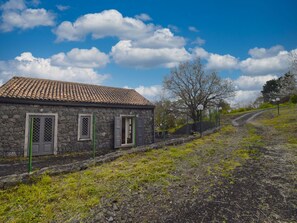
[78,114,93,141]
[120,115,135,147]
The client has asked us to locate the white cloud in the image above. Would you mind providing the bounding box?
[248,45,284,59]
[188,26,199,32]
[168,24,179,33]
[192,45,294,75]
[192,47,238,70]
[192,37,205,46]
[226,74,277,107]
[229,90,261,107]
[1,0,25,11]
[54,9,155,41]
[240,50,290,75]
[0,51,110,85]
[192,47,209,59]
[135,85,162,97]
[233,74,277,91]
[51,47,109,68]
[135,13,152,21]
[132,28,185,49]
[54,9,188,68]
[111,40,191,68]
[56,5,70,11]
[0,0,55,32]
[54,9,187,52]
[124,85,162,100]
[206,54,238,70]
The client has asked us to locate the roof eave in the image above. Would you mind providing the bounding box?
[0,97,155,109]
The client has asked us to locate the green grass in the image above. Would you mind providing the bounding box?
[0,124,263,222]
[260,104,297,145]
[0,146,196,222]
[207,125,262,179]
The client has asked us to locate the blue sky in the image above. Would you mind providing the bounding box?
[0,0,296,106]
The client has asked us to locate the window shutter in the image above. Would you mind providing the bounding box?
[136,117,144,146]
[114,116,122,148]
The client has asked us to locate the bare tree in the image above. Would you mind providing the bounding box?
[163,58,235,123]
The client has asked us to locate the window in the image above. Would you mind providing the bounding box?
[78,114,92,141]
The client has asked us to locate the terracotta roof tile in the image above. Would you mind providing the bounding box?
[0,76,154,107]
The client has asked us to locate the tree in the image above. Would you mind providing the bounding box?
[154,99,177,130]
[278,72,297,96]
[252,96,264,108]
[261,79,280,102]
[163,59,235,123]
[261,72,297,102]
[290,51,297,76]
[218,100,231,113]
[290,94,297,104]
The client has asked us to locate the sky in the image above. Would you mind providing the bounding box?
[0,0,296,106]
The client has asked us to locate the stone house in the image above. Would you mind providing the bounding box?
[0,77,155,157]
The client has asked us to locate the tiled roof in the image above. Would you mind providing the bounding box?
[0,76,154,107]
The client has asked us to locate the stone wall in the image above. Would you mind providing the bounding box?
[0,103,154,157]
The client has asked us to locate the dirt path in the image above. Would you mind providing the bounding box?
[162,111,297,222]
[231,110,267,126]
[163,145,297,222]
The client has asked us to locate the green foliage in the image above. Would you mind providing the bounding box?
[230,107,254,114]
[220,125,237,135]
[259,102,274,109]
[218,100,231,114]
[261,79,280,102]
[290,94,297,104]
[261,72,297,102]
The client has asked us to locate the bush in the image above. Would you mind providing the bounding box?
[259,102,274,109]
[290,95,297,104]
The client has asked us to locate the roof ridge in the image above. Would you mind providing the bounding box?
[13,76,136,92]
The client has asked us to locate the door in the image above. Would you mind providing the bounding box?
[30,116,55,156]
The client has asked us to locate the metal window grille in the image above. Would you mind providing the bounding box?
[32,117,40,143]
[44,118,53,142]
[81,117,90,137]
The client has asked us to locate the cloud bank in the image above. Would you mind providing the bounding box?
[0,48,110,85]
[0,0,55,32]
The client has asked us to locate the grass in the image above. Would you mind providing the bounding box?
[0,124,265,222]
[0,148,188,222]
[260,104,297,145]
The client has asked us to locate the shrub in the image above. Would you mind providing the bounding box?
[259,102,274,109]
[290,94,297,104]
